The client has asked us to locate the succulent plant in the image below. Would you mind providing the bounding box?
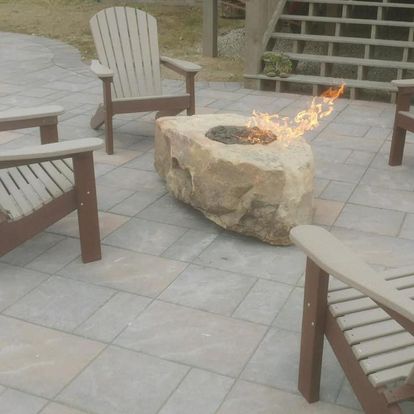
[262,52,293,78]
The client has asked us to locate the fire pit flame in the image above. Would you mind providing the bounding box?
[245,83,345,144]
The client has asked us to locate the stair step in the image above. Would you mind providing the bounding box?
[244,73,398,92]
[279,14,414,28]
[272,32,414,49]
[286,0,414,9]
[284,52,414,70]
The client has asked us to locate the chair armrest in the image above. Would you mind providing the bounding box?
[90,60,113,79]
[392,79,414,88]
[290,225,414,323]
[0,138,103,164]
[0,105,64,124]
[160,56,201,74]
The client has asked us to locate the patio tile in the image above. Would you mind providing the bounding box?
[75,292,151,342]
[233,279,293,325]
[241,328,344,403]
[331,227,414,267]
[47,211,129,239]
[0,233,63,267]
[103,217,187,255]
[159,368,234,414]
[360,167,414,191]
[399,214,414,240]
[115,301,266,376]
[312,145,352,163]
[315,161,366,183]
[137,194,220,231]
[96,185,135,211]
[93,149,140,166]
[336,379,361,411]
[97,167,165,193]
[314,178,330,197]
[5,276,114,331]
[109,190,165,216]
[41,403,88,414]
[124,149,155,171]
[217,380,359,414]
[350,184,414,214]
[197,234,305,284]
[313,199,344,226]
[0,389,47,414]
[58,245,187,296]
[365,126,392,140]
[320,181,356,202]
[334,204,405,236]
[160,264,255,315]
[323,122,369,137]
[313,133,384,152]
[0,315,104,398]
[345,150,375,167]
[25,237,80,274]
[272,287,304,332]
[162,229,219,262]
[0,263,49,311]
[57,346,188,414]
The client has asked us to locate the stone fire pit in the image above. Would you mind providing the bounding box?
[154,114,314,245]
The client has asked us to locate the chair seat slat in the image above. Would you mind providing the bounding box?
[0,176,22,220]
[8,167,43,211]
[41,162,73,192]
[18,165,52,204]
[0,170,33,217]
[368,363,413,388]
[330,297,376,317]
[353,332,414,360]
[337,308,390,330]
[29,163,62,198]
[51,160,74,183]
[360,346,414,374]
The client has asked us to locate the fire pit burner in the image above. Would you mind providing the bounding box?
[206,125,277,145]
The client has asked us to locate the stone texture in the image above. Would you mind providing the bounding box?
[154,114,314,245]
[0,389,47,414]
[58,346,188,414]
[0,315,104,398]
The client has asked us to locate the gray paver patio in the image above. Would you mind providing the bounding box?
[1,31,414,413]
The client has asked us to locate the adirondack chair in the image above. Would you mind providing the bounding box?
[290,225,414,414]
[0,106,103,263]
[89,6,202,155]
[389,79,414,166]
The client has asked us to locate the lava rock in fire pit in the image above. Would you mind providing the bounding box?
[154,114,314,245]
[206,125,277,145]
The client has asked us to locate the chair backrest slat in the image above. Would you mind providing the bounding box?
[90,7,162,99]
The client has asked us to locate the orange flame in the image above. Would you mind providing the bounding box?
[245,83,346,144]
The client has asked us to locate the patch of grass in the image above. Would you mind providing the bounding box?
[0,0,245,81]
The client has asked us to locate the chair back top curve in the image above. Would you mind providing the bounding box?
[90,7,162,99]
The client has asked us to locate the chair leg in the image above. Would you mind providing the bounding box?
[40,123,59,144]
[72,152,101,263]
[104,108,114,155]
[186,72,196,115]
[298,258,329,403]
[389,126,407,166]
[90,104,105,130]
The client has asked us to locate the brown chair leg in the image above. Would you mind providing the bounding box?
[186,72,196,116]
[90,104,105,130]
[40,122,59,144]
[389,126,407,166]
[102,78,114,155]
[389,92,411,166]
[298,258,329,403]
[73,152,101,263]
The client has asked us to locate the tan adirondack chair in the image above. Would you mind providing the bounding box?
[389,79,414,166]
[0,106,103,263]
[89,6,202,154]
[290,225,414,414]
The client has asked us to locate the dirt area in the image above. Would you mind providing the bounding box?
[0,0,245,81]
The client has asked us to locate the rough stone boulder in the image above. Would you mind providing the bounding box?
[154,114,314,245]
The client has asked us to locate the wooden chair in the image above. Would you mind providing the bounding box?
[290,225,414,414]
[89,6,202,155]
[0,106,103,263]
[389,79,414,166]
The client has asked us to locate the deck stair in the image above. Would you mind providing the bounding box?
[244,0,414,101]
